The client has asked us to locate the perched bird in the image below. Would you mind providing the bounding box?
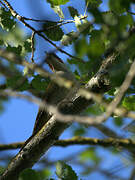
[32,53,76,136]
[20,53,76,150]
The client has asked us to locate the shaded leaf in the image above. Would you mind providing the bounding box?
[0,7,16,31]
[43,22,64,41]
[85,103,103,115]
[109,0,130,14]
[7,75,30,91]
[20,169,40,180]
[56,161,78,180]
[87,0,102,8]
[113,116,123,127]
[31,75,50,91]
[74,127,86,136]
[6,45,22,56]
[68,6,79,18]
[24,39,32,53]
[80,147,101,164]
[122,95,135,111]
[0,166,5,175]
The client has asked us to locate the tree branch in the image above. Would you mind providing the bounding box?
[0,137,135,151]
[0,53,116,179]
[2,0,85,63]
[0,48,74,89]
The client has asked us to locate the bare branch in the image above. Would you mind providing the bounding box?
[0,137,135,151]
[0,142,23,151]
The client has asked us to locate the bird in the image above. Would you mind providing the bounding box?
[32,53,76,136]
[20,53,76,150]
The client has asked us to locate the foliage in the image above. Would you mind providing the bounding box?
[56,161,78,180]
[0,0,135,179]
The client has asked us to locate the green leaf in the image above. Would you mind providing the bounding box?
[110,57,131,87]
[0,7,16,31]
[31,75,50,91]
[0,94,9,114]
[0,39,4,45]
[24,39,32,52]
[68,6,79,18]
[85,104,103,115]
[47,0,69,6]
[20,168,51,180]
[86,0,102,8]
[39,169,51,178]
[88,29,106,58]
[52,5,64,19]
[56,161,78,180]
[0,166,5,175]
[113,116,123,127]
[6,45,22,56]
[19,169,40,180]
[74,127,86,136]
[80,147,101,164]
[43,21,64,41]
[61,31,79,46]
[7,75,30,91]
[109,0,130,14]
[122,95,135,111]
[75,37,88,57]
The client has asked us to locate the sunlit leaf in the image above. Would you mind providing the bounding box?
[47,0,69,6]
[52,5,64,19]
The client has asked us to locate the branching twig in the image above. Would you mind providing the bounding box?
[0,52,115,179]
[1,50,134,125]
[0,48,74,89]
[103,60,135,118]
[2,0,85,63]
[0,137,135,151]
[0,0,7,9]
[30,31,35,62]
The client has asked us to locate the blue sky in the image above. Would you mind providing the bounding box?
[0,0,131,179]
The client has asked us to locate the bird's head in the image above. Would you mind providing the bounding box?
[45,53,68,72]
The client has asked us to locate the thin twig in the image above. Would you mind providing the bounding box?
[0,88,134,127]
[2,0,85,63]
[0,137,135,151]
[31,31,35,62]
[0,52,117,179]
[38,15,88,31]
[0,0,8,9]
[1,49,134,124]
[104,60,135,117]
